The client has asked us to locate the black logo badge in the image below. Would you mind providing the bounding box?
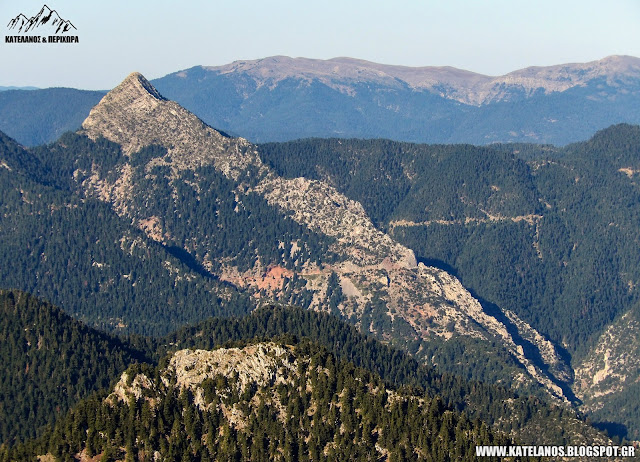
[5,4,79,44]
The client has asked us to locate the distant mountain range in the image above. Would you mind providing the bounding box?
[192,54,640,106]
[153,55,640,145]
[1,55,639,146]
[7,4,76,35]
[0,86,38,92]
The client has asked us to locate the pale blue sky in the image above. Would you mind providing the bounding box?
[1,0,639,90]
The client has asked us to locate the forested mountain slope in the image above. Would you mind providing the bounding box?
[157,306,613,448]
[7,342,521,462]
[0,290,146,443]
[259,124,640,439]
[259,125,640,356]
[1,292,613,459]
[2,72,638,441]
[0,130,254,336]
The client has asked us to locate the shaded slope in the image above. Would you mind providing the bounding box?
[0,289,147,443]
[0,130,254,336]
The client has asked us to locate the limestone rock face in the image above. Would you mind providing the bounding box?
[574,308,640,410]
[169,344,296,395]
[80,73,573,400]
[254,175,416,268]
[83,72,263,179]
[110,370,157,404]
[109,343,296,412]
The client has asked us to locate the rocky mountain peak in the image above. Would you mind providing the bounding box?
[82,72,262,177]
[118,72,167,102]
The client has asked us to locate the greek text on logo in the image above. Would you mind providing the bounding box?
[5,4,78,44]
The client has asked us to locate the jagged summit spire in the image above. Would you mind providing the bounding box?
[81,72,175,154]
[92,72,167,109]
[81,71,262,177]
[119,72,167,101]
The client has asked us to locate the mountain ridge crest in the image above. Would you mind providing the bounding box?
[192,54,640,105]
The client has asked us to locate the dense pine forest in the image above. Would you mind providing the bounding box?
[0,290,147,443]
[0,290,615,459]
[6,341,527,462]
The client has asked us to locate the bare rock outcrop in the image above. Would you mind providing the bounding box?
[254,175,416,268]
[108,343,296,412]
[169,344,296,396]
[574,308,640,411]
[82,72,264,179]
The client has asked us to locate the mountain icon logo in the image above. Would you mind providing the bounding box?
[7,4,76,35]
